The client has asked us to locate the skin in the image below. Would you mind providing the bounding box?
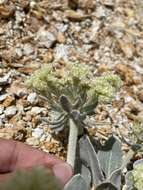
[0,138,73,185]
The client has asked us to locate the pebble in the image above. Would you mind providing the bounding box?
[4,106,17,117]
[0,94,8,102]
[124,96,134,103]
[26,137,40,146]
[0,72,11,85]
[54,44,69,61]
[57,32,66,44]
[27,92,37,104]
[138,89,143,103]
[36,27,56,48]
[3,95,15,107]
[0,105,4,114]
[45,133,52,142]
[0,119,3,127]
[15,46,23,58]
[102,0,114,7]
[23,43,34,56]
[30,106,46,115]
[32,128,44,139]
[96,6,107,19]
[0,0,6,4]
[39,134,46,142]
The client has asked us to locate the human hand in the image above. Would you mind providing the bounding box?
[0,138,73,185]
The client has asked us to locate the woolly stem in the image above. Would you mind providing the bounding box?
[67,118,78,169]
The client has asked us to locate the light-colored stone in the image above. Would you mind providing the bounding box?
[36,27,56,48]
[32,128,44,139]
[138,89,143,103]
[3,95,15,107]
[23,43,34,56]
[5,106,17,117]
[0,72,11,85]
[0,105,4,114]
[27,92,37,104]
[0,94,8,102]
[26,137,40,146]
[54,44,69,61]
[30,107,46,115]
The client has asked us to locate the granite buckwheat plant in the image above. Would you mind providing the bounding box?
[26,62,122,169]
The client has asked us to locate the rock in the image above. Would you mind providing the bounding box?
[96,6,106,19]
[5,106,17,117]
[39,134,46,142]
[98,64,109,73]
[20,0,29,9]
[36,27,56,48]
[27,92,37,104]
[138,89,143,103]
[0,72,11,85]
[42,49,54,63]
[115,64,134,85]
[0,105,4,114]
[65,10,91,21]
[0,126,25,139]
[3,95,15,107]
[32,128,44,139]
[57,32,66,44]
[78,0,96,10]
[23,43,34,56]
[30,107,46,115]
[118,38,135,59]
[9,81,28,97]
[0,3,15,19]
[124,96,134,103]
[15,46,23,58]
[0,0,6,4]
[0,94,8,102]
[102,0,114,7]
[0,118,4,127]
[0,128,14,139]
[26,137,40,146]
[54,44,69,61]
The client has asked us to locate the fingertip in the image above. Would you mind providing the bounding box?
[52,163,73,185]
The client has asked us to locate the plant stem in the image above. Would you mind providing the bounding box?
[67,118,78,169]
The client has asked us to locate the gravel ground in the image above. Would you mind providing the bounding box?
[0,0,143,160]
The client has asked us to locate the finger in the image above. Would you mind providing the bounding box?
[0,138,73,184]
[0,163,72,185]
[0,173,11,182]
[0,138,63,172]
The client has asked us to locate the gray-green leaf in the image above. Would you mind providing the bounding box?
[96,182,118,190]
[79,135,104,186]
[64,174,89,190]
[97,136,122,178]
[109,168,122,190]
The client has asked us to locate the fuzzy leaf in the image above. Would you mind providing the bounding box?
[124,171,134,190]
[64,174,88,190]
[80,165,91,189]
[75,144,91,188]
[81,94,98,115]
[60,95,72,113]
[109,168,122,190]
[96,182,118,190]
[98,136,122,178]
[133,158,143,168]
[79,135,104,186]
